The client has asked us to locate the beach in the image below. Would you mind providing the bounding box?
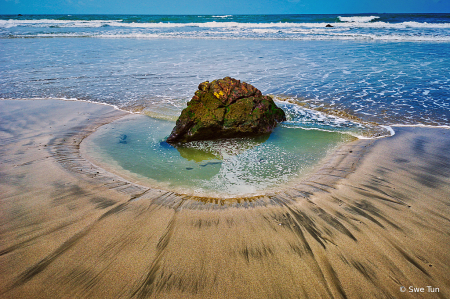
[1,13,450,298]
[1,98,449,298]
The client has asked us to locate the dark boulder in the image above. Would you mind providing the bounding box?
[326,24,334,27]
[166,77,286,143]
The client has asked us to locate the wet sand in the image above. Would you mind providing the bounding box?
[1,99,449,299]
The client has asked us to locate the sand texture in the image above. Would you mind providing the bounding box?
[1,99,449,299]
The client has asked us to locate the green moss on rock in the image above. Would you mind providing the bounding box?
[166,77,286,143]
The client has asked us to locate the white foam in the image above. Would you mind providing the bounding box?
[275,98,396,139]
[3,18,450,42]
[379,125,396,137]
[391,124,450,129]
[0,19,119,28]
[3,19,450,30]
[339,16,380,23]
[278,100,363,127]
[7,31,450,43]
[97,33,162,39]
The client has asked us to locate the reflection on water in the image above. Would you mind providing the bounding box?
[176,146,220,163]
[172,134,270,162]
[84,114,354,195]
[173,144,219,162]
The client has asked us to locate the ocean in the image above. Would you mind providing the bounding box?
[1,14,449,128]
[1,14,449,194]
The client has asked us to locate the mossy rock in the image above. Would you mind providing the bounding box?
[166,77,286,143]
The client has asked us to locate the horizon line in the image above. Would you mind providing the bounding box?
[2,12,450,16]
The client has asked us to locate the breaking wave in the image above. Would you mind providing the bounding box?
[338,16,380,23]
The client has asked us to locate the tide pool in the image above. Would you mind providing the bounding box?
[83,115,355,196]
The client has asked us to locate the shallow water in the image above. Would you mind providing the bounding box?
[1,14,449,129]
[2,14,449,193]
[84,115,354,196]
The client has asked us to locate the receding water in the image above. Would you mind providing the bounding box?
[83,115,355,196]
[2,14,450,128]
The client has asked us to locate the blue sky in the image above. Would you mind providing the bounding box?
[1,0,449,14]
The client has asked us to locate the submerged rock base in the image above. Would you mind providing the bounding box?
[167,77,286,143]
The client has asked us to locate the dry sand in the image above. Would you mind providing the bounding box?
[1,99,449,299]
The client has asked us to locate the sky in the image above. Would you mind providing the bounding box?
[1,0,450,15]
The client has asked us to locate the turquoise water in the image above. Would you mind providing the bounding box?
[84,115,354,196]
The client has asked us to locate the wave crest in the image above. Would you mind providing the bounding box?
[3,19,450,30]
[338,16,380,23]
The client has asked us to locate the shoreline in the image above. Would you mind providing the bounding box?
[1,99,449,298]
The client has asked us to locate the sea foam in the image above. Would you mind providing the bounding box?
[2,19,450,29]
[338,16,380,23]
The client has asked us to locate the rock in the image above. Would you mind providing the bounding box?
[166,77,286,143]
[326,24,334,27]
[119,134,127,144]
